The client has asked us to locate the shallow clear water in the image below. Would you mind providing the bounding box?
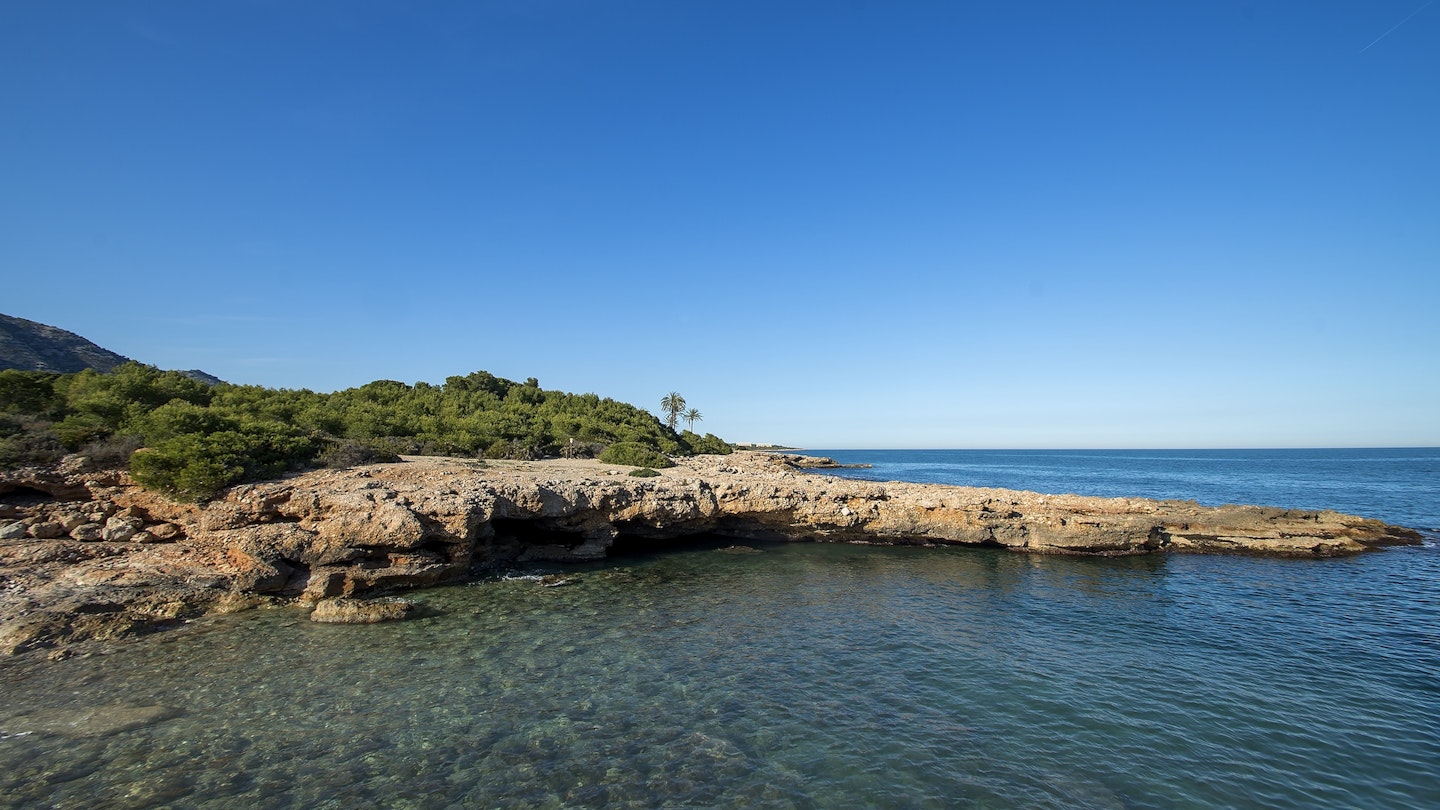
[2,450,1438,809]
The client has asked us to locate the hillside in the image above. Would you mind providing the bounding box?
[2,362,730,500]
[0,313,131,374]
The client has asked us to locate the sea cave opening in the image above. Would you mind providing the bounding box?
[0,484,58,506]
[605,531,762,557]
[606,516,794,557]
[484,515,792,560]
[488,518,590,550]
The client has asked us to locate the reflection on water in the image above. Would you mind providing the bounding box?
[1,542,1437,809]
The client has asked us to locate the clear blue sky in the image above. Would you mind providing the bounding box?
[3,1,1436,448]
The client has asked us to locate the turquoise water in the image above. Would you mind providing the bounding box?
[1,450,1438,808]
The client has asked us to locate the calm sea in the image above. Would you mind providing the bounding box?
[804,448,1440,530]
[0,449,1436,809]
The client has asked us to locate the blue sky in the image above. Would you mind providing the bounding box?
[3,1,1436,448]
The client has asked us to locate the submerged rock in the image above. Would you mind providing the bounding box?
[1,704,181,738]
[309,597,418,624]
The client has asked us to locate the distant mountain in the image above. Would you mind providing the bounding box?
[179,369,225,386]
[0,313,131,373]
[0,313,224,384]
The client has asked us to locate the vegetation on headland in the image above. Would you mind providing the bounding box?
[0,364,730,500]
[600,442,675,469]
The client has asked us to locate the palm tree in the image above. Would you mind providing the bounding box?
[660,392,686,431]
[683,408,702,431]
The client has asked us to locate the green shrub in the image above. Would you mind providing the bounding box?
[559,441,605,459]
[0,415,65,465]
[680,430,733,455]
[53,412,113,450]
[130,435,246,502]
[317,439,403,469]
[5,363,735,497]
[600,442,674,468]
[628,467,661,477]
[354,436,427,456]
[484,439,545,460]
[0,370,63,416]
[77,434,145,467]
[130,429,317,502]
[133,400,236,443]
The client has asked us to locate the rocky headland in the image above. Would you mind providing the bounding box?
[0,452,1423,658]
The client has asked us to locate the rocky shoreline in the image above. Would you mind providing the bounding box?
[0,451,1423,658]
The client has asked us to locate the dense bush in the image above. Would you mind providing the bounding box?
[559,441,604,459]
[600,442,675,468]
[0,371,65,417]
[130,429,317,501]
[76,434,145,467]
[483,439,548,460]
[316,439,403,469]
[679,430,733,455]
[0,414,65,465]
[0,362,727,499]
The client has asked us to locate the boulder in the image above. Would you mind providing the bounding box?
[69,523,104,541]
[148,522,184,541]
[56,512,88,531]
[309,597,418,624]
[28,521,66,539]
[102,515,144,542]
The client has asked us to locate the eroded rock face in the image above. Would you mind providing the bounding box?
[0,452,1424,657]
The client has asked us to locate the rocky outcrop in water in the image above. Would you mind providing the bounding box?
[0,452,1423,656]
[774,454,873,469]
[309,597,418,623]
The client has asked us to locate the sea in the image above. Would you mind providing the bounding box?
[0,448,1436,809]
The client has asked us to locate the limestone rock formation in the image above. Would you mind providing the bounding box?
[0,452,1424,657]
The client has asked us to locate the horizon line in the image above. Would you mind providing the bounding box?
[777,445,1440,452]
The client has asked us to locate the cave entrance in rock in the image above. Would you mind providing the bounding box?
[489,518,591,549]
[484,517,795,560]
[606,529,780,557]
[0,484,57,506]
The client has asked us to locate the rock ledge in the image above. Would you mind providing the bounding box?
[0,452,1423,656]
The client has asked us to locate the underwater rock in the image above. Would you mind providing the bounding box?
[1,704,181,738]
[309,597,418,624]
